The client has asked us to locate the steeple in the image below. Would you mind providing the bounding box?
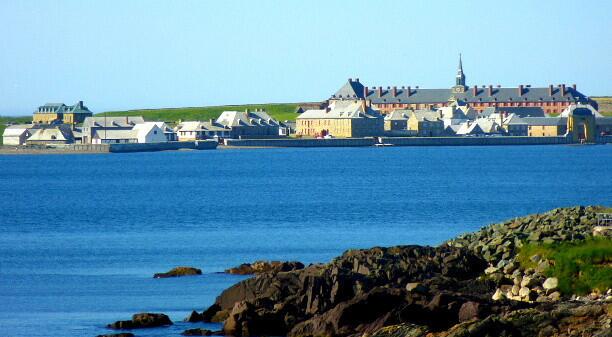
[456,53,466,87]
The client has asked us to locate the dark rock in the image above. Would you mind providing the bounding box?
[107,313,173,329]
[154,266,202,278]
[184,310,203,322]
[96,334,135,337]
[182,328,214,336]
[201,303,221,322]
[458,301,481,322]
[225,261,304,275]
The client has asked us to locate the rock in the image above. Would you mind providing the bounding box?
[154,266,202,278]
[536,259,551,273]
[458,301,481,322]
[182,328,214,336]
[201,303,221,322]
[548,291,561,302]
[405,282,428,294]
[107,313,173,329]
[529,254,542,263]
[225,261,304,275]
[96,334,135,337]
[484,266,499,274]
[185,310,203,322]
[369,323,429,337]
[521,275,538,288]
[543,277,559,292]
[492,288,505,301]
[519,287,533,301]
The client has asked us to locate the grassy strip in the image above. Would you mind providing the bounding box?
[592,97,612,116]
[97,103,304,123]
[518,238,612,295]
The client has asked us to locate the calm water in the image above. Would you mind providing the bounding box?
[1,145,611,337]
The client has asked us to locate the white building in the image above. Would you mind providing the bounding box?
[92,122,167,144]
[2,124,34,145]
[175,121,231,141]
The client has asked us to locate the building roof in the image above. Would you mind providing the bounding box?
[522,117,567,126]
[35,101,93,114]
[559,104,602,117]
[176,121,230,133]
[456,121,485,135]
[331,79,365,100]
[297,100,382,119]
[216,110,279,127]
[332,80,589,105]
[83,116,145,128]
[411,109,442,122]
[384,110,410,121]
[474,118,500,133]
[481,106,546,118]
[93,129,139,140]
[27,125,74,142]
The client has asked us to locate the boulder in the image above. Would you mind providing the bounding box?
[184,310,203,322]
[543,277,559,292]
[154,266,202,278]
[458,301,481,322]
[107,313,173,329]
[225,261,304,275]
[182,328,214,336]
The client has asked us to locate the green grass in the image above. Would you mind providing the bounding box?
[97,103,305,123]
[518,238,612,295]
[0,116,32,145]
[592,97,612,116]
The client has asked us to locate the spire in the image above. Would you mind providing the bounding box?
[456,53,466,87]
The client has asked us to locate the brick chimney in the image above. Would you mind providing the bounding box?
[363,86,369,97]
[407,86,411,97]
[487,85,493,96]
[560,84,566,96]
[572,84,576,91]
[473,85,478,96]
[518,85,524,96]
[392,86,397,97]
[378,86,383,97]
[355,78,359,83]
[548,85,553,96]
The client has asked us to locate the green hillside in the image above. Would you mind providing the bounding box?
[97,103,306,123]
[0,116,32,145]
[592,97,612,116]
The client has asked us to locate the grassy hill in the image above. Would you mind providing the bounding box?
[592,97,612,116]
[97,103,307,123]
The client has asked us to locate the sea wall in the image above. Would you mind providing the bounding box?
[109,140,217,153]
[379,136,571,146]
[224,138,376,147]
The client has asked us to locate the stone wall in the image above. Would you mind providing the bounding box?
[223,138,377,147]
[109,141,217,152]
[379,136,571,146]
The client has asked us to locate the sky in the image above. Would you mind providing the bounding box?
[0,0,611,115]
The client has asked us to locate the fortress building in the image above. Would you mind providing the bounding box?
[330,55,596,115]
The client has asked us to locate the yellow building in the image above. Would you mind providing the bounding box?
[296,100,384,138]
[33,101,93,125]
[523,117,567,137]
[407,110,445,136]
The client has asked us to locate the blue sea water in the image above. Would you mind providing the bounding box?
[0,145,611,337]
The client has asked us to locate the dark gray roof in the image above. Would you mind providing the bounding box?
[332,79,365,100]
[522,117,567,126]
[35,101,92,114]
[332,80,590,105]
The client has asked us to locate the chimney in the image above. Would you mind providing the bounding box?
[518,85,523,96]
[355,78,359,83]
[392,86,397,97]
[572,84,576,91]
[560,84,566,96]
[473,85,478,96]
[348,78,352,83]
[378,86,383,97]
[78,100,83,108]
[487,85,493,96]
[548,85,553,96]
[407,86,411,97]
[363,86,369,97]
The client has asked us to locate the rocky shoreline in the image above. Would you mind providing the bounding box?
[105,206,611,337]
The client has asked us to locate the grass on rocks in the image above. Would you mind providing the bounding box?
[518,238,612,295]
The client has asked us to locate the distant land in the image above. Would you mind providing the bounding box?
[1,97,611,145]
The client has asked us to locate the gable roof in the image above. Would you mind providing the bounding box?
[522,117,567,126]
[93,129,139,140]
[216,110,279,127]
[297,100,382,120]
[384,109,410,120]
[176,121,229,132]
[411,109,442,122]
[83,116,145,128]
[35,101,92,114]
[27,125,74,142]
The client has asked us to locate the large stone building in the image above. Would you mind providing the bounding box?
[32,101,93,125]
[216,109,280,139]
[296,100,384,138]
[329,56,595,115]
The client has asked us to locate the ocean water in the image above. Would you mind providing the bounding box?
[0,145,611,337]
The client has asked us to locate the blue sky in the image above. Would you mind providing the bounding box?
[0,0,611,115]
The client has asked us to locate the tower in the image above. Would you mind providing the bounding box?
[452,54,467,93]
